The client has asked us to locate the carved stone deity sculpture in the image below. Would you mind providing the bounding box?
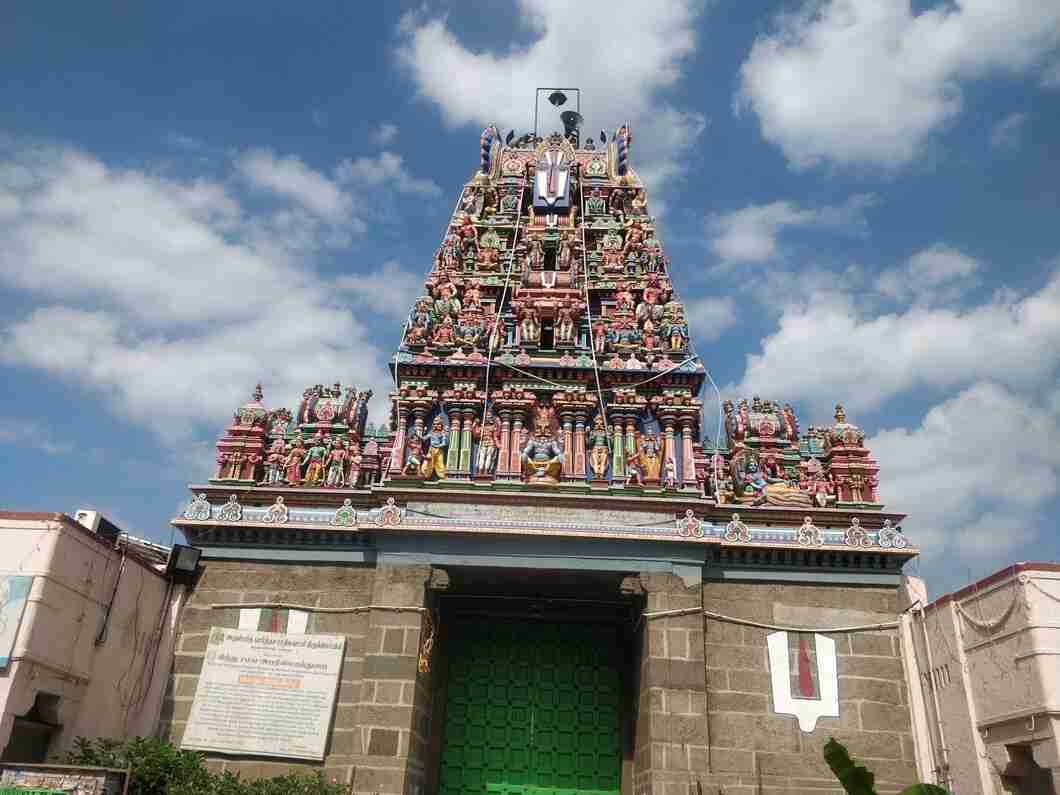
[473,416,501,475]
[420,416,449,480]
[588,414,611,479]
[640,433,663,482]
[521,410,563,485]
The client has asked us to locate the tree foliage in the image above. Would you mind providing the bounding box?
[823,738,950,795]
[64,737,349,795]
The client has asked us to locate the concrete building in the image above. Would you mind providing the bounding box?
[161,103,925,795]
[0,511,184,763]
[905,563,1060,794]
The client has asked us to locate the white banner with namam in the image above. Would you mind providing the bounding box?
[182,628,345,760]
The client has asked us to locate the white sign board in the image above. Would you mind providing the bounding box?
[182,628,345,760]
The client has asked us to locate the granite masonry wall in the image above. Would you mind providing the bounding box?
[163,563,919,795]
[161,561,434,792]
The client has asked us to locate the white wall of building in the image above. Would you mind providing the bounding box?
[0,514,183,760]
[905,564,1060,794]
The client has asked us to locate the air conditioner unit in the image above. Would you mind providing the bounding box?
[74,510,101,533]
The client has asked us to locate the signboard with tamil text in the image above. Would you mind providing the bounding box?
[181,628,345,761]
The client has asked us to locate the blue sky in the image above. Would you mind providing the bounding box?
[1,0,1058,595]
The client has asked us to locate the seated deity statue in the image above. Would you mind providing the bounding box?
[521,416,563,485]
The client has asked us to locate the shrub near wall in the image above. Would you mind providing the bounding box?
[64,738,349,795]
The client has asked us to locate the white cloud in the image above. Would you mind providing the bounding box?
[738,0,1060,168]
[395,1,706,192]
[336,151,441,197]
[0,142,402,460]
[236,148,352,223]
[707,194,874,265]
[989,112,1028,151]
[875,243,982,303]
[373,123,399,146]
[0,417,73,456]
[870,383,1060,567]
[731,267,1060,417]
[687,297,737,343]
[335,260,424,322]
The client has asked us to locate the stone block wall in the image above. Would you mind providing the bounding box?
[163,561,919,795]
[161,561,434,791]
[695,581,918,795]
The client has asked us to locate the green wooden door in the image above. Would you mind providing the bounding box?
[440,620,622,795]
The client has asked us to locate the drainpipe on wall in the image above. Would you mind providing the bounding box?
[900,594,938,784]
[917,604,952,790]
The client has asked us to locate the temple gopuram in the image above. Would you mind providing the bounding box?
[165,96,923,795]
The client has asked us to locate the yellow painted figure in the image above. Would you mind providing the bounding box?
[420,417,449,480]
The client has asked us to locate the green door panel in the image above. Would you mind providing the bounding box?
[440,621,622,795]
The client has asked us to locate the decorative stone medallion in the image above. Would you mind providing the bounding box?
[262,496,289,524]
[330,498,358,528]
[218,494,243,522]
[796,516,823,546]
[723,513,750,544]
[183,493,211,521]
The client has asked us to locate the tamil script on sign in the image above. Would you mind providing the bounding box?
[181,628,345,760]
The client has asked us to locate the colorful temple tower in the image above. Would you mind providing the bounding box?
[167,101,923,795]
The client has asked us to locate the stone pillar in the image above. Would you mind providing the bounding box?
[352,565,433,795]
[610,416,626,480]
[560,413,574,478]
[662,418,678,484]
[509,413,526,477]
[625,418,637,456]
[681,419,697,488]
[459,408,475,474]
[496,409,513,478]
[573,413,588,480]
[389,406,409,475]
[445,414,462,474]
[634,571,709,795]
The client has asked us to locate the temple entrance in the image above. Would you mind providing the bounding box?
[438,619,622,795]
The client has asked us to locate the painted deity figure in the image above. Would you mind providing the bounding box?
[459,187,478,216]
[557,302,576,344]
[625,446,645,486]
[439,232,461,271]
[284,441,305,485]
[477,245,500,272]
[664,458,678,490]
[473,416,501,475]
[631,188,648,215]
[586,188,606,215]
[623,220,645,255]
[463,282,482,311]
[640,433,663,482]
[433,283,461,320]
[455,213,478,256]
[588,414,611,479]
[347,441,362,487]
[527,237,545,271]
[609,189,626,221]
[557,233,575,272]
[263,438,286,485]
[421,417,449,480]
[615,282,635,312]
[519,305,541,345]
[521,411,563,485]
[742,459,768,499]
[661,301,688,351]
[432,316,456,346]
[404,434,424,476]
[592,318,608,354]
[302,439,328,486]
[324,440,348,487]
[637,273,665,323]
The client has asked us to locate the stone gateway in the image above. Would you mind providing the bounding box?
[164,98,923,794]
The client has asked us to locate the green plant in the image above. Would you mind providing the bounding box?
[63,737,348,795]
[823,738,951,795]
